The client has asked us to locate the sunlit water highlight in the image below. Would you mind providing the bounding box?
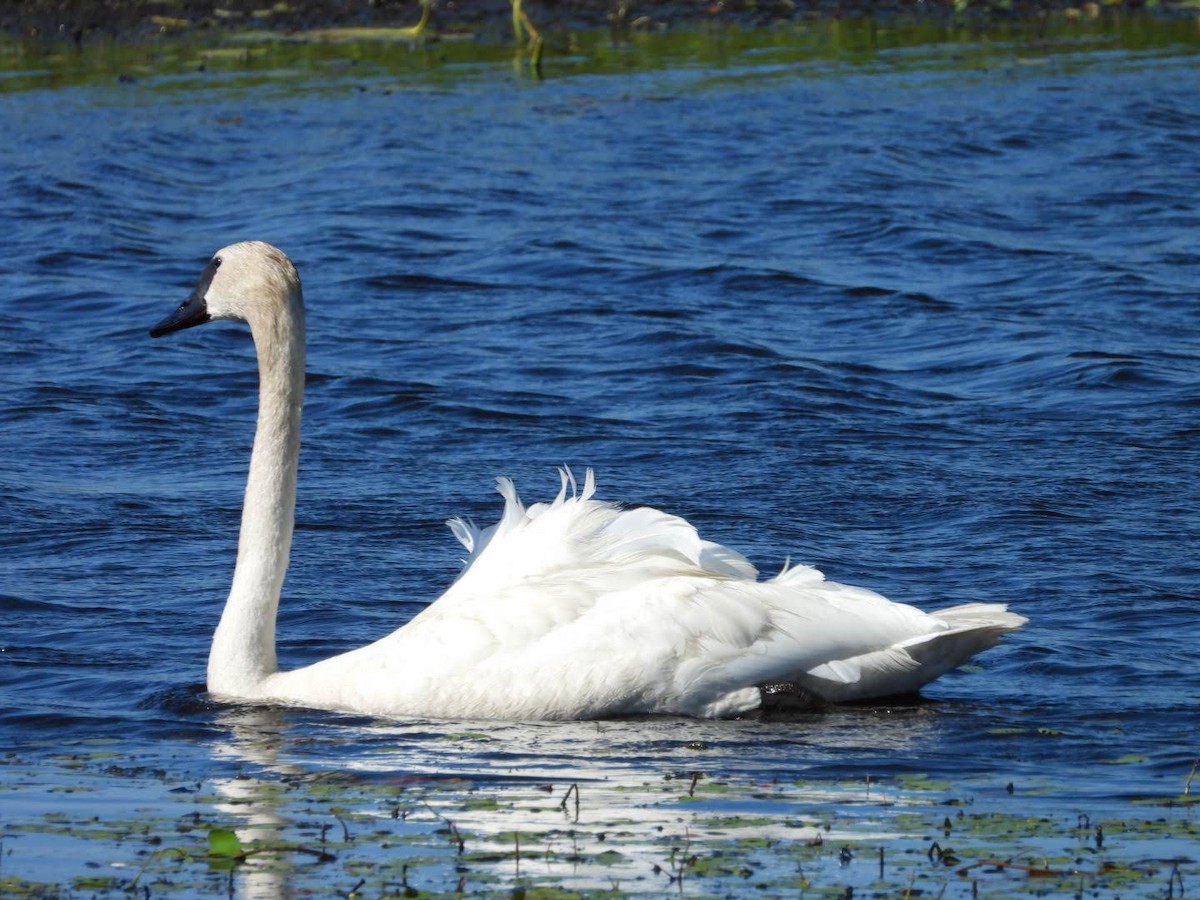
[1,20,1198,895]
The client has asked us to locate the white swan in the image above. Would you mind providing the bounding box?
[150,241,1026,720]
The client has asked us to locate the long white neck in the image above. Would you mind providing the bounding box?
[207,300,305,696]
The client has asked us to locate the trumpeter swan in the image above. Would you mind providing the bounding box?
[150,241,1026,719]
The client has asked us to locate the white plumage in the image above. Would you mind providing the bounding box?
[150,241,1026,721]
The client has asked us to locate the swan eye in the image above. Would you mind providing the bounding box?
[213,256,223,268]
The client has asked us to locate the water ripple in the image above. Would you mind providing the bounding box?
[0,44,1197,814]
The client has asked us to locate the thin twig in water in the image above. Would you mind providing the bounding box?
[560,783,580,823]
[334,814,351,843]
[125,848,191,893]
[1185,759,1198,796]
[688,772,701,797]
[669,828,693,890]
[421,802,464,854]
[956,857,1069,878]
[1167,861,1184,898]
[238,844,337,864]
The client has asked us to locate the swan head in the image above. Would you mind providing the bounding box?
[150,241,301,338]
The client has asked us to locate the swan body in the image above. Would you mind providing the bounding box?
[151,241,1026,720]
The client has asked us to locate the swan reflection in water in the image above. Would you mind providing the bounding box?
[207,703,946,897]
[151,241,1024,722]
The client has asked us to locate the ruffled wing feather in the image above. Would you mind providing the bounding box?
[435,467,752,613]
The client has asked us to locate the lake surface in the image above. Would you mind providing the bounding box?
[1,18,1198,896]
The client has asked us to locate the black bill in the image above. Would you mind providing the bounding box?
[150,254,222,338]
[149,290,209,337]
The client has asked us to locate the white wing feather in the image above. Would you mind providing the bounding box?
[267,469,1025,719]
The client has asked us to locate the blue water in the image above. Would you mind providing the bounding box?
[1,24,1198,876]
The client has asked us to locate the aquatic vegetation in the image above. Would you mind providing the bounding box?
[1,13,1199,94]
[2,740,1197,896]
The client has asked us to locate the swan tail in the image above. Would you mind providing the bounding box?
[794,602,1026,703]
[928,602,1029,633]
